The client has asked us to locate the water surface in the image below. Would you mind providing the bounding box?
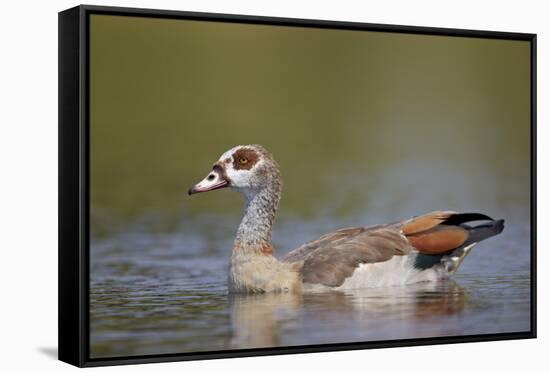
[90,212,530,358]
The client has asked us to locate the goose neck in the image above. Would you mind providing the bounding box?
[234,185,281,251]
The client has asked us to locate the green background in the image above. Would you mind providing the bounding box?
[89,15,530,235]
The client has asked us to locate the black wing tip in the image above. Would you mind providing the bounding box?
[494,218,505,233]
[442,212,496,226]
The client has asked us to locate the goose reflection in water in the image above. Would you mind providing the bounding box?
[229,280,468,349]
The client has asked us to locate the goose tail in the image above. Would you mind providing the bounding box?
[442,218,505,274]
[411,214,505,274]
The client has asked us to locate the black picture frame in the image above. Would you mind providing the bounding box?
[58,4,537,368]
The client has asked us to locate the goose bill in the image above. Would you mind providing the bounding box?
[188,176,229,195]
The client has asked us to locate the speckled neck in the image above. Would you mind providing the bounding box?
[234,182,282,252]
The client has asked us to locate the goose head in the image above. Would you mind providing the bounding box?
[188,144,282,201]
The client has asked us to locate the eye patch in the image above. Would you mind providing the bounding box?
[232,148,259,170]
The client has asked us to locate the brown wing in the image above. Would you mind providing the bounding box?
[406,225,468,254]
[288,228,412,287]
[282,224,387,263]
[401,211,457,235]
[282,211,497,287]
[400,211,490,254]
[283,211,458,263]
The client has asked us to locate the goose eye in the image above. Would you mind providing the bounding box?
[239,157,248,165]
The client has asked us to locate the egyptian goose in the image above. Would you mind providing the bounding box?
[188,144,504,294]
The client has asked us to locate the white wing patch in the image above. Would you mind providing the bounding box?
[336,255,444,290]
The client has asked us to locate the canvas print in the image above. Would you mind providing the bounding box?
[89,14,532,358]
